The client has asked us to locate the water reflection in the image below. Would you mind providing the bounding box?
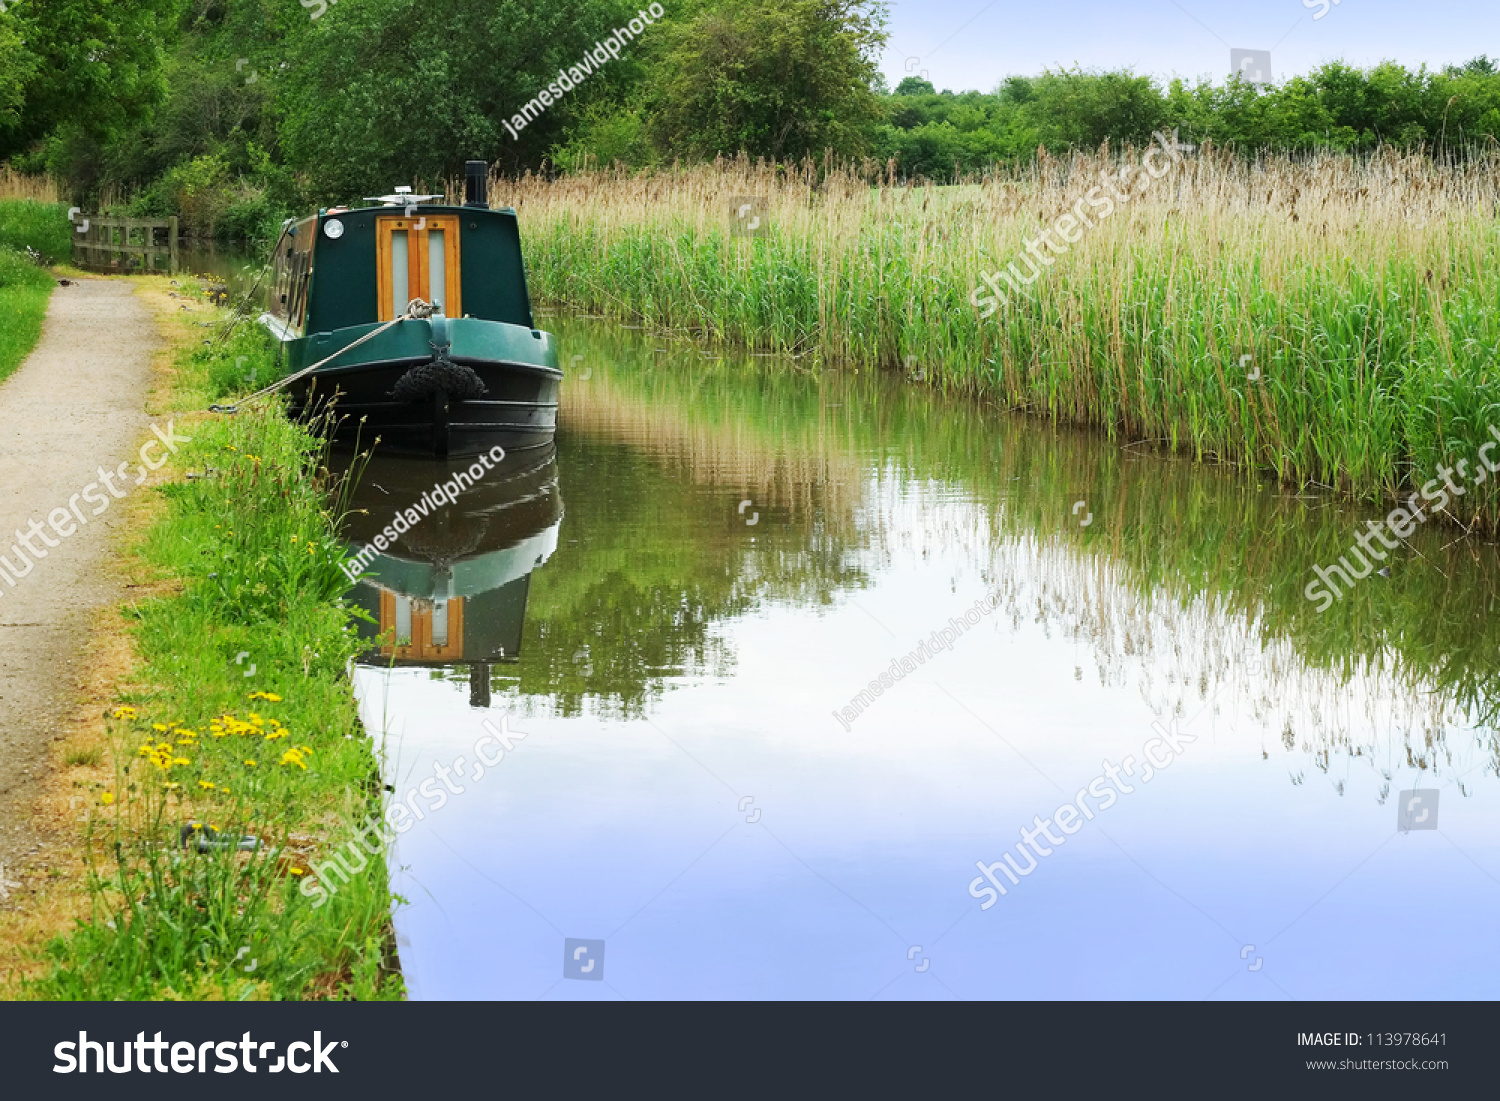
[341,447,562,706]
[347,315,1500,1000]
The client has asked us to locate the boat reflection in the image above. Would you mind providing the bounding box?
[337,446,562,705]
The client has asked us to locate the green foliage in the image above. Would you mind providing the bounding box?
[551,103,657,172]
[0,198,70,261]
[0,0,181,173]
[877,58,1500,181]
[278,0,639,201]
[0,199,61,384]
[646,0,888,161]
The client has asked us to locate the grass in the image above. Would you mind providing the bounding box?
[0,199,65,385]
[22,280,402,1000]
[0,197,72,261]
[502,149,1500,530]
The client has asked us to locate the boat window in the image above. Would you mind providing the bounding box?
[395,596,413,645]
[390,230,410,319]
[431,600,449,647]
[428,230,446,315]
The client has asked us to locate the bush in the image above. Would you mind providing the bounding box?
[220,193,284,243]
[0,199,71,263]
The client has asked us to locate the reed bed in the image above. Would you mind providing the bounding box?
[0,168,59,204]
[501,151,1500,527]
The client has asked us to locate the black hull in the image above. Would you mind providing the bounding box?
[287,357,561,459]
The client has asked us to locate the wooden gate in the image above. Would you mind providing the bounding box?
[72,216,180,272]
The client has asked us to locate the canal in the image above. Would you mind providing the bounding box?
[344,312,1500,1000]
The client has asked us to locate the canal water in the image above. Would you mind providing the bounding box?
[345,313,1500,1000]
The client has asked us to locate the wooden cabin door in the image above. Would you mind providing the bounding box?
[376,215,463,321]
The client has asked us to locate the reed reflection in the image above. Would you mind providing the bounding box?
[551,314,1500,793]
[337,447,562,707]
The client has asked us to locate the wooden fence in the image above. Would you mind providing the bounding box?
[72,216,180,272]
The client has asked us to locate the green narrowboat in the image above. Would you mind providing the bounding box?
[259,162,561,458]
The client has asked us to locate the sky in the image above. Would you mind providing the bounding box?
[879,0,1500,92]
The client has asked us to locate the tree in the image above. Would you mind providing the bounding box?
[278,0,640,200]
[0,0,181,174]
[647,0,889,161]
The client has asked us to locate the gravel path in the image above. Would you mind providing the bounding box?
[0,279,157,875]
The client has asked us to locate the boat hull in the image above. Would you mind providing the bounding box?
[280,317,561,458]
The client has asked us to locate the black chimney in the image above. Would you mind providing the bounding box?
[465,161,490,209]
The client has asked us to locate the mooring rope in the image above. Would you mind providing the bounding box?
[209,298,441,414]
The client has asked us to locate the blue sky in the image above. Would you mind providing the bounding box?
[880,0,1498,92]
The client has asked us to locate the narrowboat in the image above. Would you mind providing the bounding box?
[259,162,561,458]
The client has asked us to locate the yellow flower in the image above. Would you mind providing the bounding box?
[173,757,190,767]
[111,706,138,720]
[289,867,306,876]
[219,786,231,794]
[197,780,216,791]
[290,535,298,543]
[244,759,257,767]
[153,723,169,732]
[278,748,308,770]
[164,782,180,792]
[99,792,115,805]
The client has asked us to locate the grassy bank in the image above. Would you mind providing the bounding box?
[0,199,68,383]
[505,152,1500,529]
[21,282,400,1000]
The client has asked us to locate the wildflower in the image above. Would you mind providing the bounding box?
[197,780,216,791]
[99,792,115,806]
[153,723,169,732]
[278,748,308,770]
[164,783,180,792]
[289,867,306,876]
[219,786,231,794]
[111,706,138,720]
[173,757,190,767]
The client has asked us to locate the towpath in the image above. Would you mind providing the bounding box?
[0,279,157,878]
